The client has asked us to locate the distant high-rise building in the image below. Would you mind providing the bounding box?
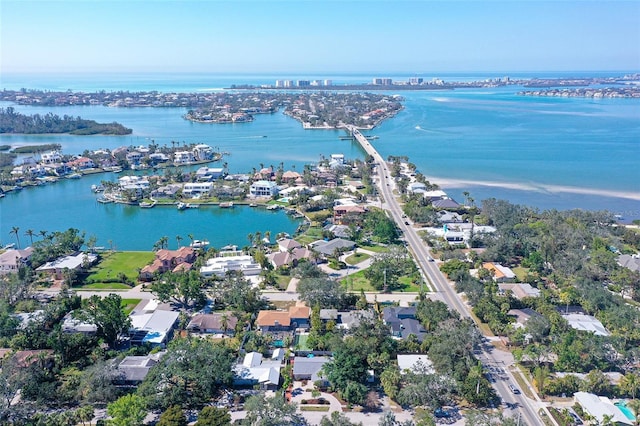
[372,78,383,85]
[409,77,424,85]
[284,80,294,88]
[380,78,393,86]
[297,80,310,87]
[275,80,285,88]
[323,80,332,86]
[310,80,322,86]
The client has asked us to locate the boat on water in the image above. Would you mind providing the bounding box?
[249,203,257,207]
[97,197,113,204]
[219,202,234,208]
[67,173,82,179]
[186,203,199,209]
[266,204,281,210]
[91,184,105,193]
[177,202,187,210]
[190,239,210,249]
[140,201,156,208]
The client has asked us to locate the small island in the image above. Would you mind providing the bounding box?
[0,107,132,135]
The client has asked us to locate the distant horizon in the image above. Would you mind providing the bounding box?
[2,1,638,75]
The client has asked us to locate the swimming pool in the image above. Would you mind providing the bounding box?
[614,401,635,421]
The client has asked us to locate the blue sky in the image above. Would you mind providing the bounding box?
[2,0,639,74]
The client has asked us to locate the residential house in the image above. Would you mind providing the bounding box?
[292,356,330,382]
[498,283,541,300]
[337,310,376,330]
[187,312,238,335]
[256,311,291,333]
[309,238,356,258]
[233,352,281,390]
[0,247,34,275]
[482,262,516,282]
[618,254,640,273]
[174,151,195,164]
[383,307,427,342]
[267,239,312,269]
[115,352,166,387]
[192,144,215,161]
[66,156,95,170]
[508,308,543,329]
[129,309,180,347]
[432,198,461,209]
[562,314,610,336]
[62,312,97,334]
[574,392,632,425]
[41,151,62,164]
[289,304,311,330]
[139,247,196,281]
[281,171,301,183]
[397,354,434,374]
[249,180,279,197]
[199,251,261,278]
[333,205,366,225]
[323,224,352,239]
[36,252,97,280]
[183,182,213,197]
[125,151,143,166]
[195,167,224,181]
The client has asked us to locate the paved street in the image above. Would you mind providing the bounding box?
[347,126,551,426]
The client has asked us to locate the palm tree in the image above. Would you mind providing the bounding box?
[626,399,640,426]
[24,229,35,247]
[621,372,640,400]
[39,230,48,240]
[247,233,254,248]
[187,233,194,246]
[10,226,20,248]
[161,236,169,249]
[176,235,183,249]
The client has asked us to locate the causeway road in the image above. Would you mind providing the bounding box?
[347,126,549,426]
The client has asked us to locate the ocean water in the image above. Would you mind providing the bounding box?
[1,72,639,250]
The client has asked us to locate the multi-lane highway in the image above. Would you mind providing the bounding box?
[348,126,549,426]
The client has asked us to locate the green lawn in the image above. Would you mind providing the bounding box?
[296,226,325,246]
[85,251,155,284]
[357,243,390,253]
[121,298,142,315]
[275,274,292,291]
[79,282,132,290]
[295,333,311,351]
[345,252,370,265]
[512,266,530,282]
[341,270,376,292]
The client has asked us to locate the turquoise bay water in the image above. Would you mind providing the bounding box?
[1,72,639,250]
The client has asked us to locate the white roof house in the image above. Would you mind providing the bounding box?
[249,180,279,197]
[118,175,149,190]
[0,247,34,274]
[233,352,281,389]
[183,182,213,196]
[574,392,632,425]
[200,253,262,277]
[129,310,180,347]
[397,354,434,374]
[562,314,610,336]
[36,252,97,278]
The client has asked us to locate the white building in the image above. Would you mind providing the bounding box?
[118,175,149,190]
[192,144,214,161]
[574,392,632,425]
[200,252,262,277]
[41,151,63,164]
[249,180,279,197]
[0,247,34,274]
[174,151,195,164]
[195,167,224,181]
[562,314,610,336]
[183,182,213,196]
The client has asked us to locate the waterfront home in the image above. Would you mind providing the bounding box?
[233,352,281,390]
[0,247,34,275]
[173,150,195,164]
[151,183,182,198]
[323,224,352,239]
[11,164,46,179]
[139,246,195,281]
[129,309,180,347]
[281,170,301,182]
[192,144,215,161]
[149,152,170,164]
[118,175,150,190]
[249,180,279,197]
[618,254,640,273]
[432,198,461,209]
[195,167,225,181]
[41,151,63,164]
[407,182,427,194]
[125,151,143,166]
[36,252,97,280]
[482,262,516,282]
[199,251,261,278]
[329,153,344,167]
[183,182,213,197]
[186,312,238,335]
[66,156,95,170]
